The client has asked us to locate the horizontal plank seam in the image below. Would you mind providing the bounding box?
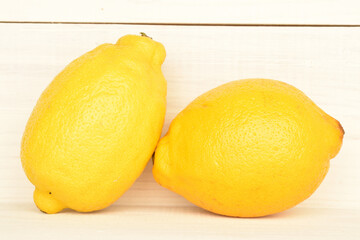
[0,21,359,27]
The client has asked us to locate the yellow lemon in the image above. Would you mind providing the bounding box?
[21,34,167,213]
[153,79,343,217]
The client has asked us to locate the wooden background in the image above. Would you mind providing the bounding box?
[0,1,359,239]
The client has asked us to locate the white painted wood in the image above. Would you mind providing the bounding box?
[0,23,359,238]
[0,204,359,239]
[1,0,360,25]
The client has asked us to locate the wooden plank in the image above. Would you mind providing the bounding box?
[0,204,359,239]
[0,24,359,239]
[0,23,359,213]
[1,0,360,25]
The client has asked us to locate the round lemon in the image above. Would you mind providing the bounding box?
[153,79,343,217]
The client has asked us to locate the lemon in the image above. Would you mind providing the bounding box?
[21,34,167,213]
[153,79,343,217]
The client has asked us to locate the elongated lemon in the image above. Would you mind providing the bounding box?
[21,34,167,213]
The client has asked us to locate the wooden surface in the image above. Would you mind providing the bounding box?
[1,2,360,239]
[1,0,360,25]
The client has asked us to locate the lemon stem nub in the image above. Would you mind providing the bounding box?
[33,188,65,214]
[140,32,152,39]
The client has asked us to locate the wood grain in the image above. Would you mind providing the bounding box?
[1,0,360,25]
[1,203,359,239]
[0,23,359,238]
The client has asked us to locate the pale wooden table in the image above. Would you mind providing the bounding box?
[1,1,360,239]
